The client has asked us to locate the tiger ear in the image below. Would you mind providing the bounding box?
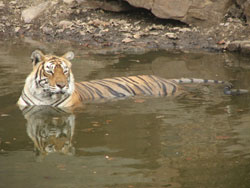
[31,50,44,66]
[62,51,74,61]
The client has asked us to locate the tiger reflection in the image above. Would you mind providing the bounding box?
[21,106,75,157]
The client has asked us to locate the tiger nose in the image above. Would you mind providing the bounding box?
[56,82,66,89]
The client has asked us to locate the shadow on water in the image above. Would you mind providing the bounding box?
[2,41,250,187]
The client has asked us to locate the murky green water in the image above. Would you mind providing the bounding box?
[1,41,250,188]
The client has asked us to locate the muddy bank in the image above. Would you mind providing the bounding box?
[1,0,250,54]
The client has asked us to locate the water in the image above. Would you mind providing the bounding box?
[1,41,250,188]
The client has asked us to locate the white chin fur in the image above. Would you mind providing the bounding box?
[67,73,75,95]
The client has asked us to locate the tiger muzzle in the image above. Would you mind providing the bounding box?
[56,82,66,89]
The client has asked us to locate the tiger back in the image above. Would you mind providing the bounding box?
[74,75,179,102]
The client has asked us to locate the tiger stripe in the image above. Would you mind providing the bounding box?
[72,75,180,102]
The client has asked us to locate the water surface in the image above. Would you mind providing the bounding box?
[1,41,250,188]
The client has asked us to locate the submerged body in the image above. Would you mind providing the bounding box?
[17,50,246,109]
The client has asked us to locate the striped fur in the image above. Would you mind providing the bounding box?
[17,51,248,109]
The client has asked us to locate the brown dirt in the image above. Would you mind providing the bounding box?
[1,0,250,54]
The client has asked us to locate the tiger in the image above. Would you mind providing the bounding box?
[17,50,248,109]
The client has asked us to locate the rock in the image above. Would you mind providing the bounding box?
[122,37,134,43]
[227,41,243,51]
[178,28,191,32]
[42,26,53,35]
[122,33,133,38]
[79,30,85,35]
[149,24,165,30]
[14,27,20,33]
[241,43,250,53]
[21,2,50,24]
[124,0,233,26]
[59,20,74,29]
[149,31,160,36]
[5,22,11,27]
[9,1,16,5]
[63,0,75,4]
[133,33,141,39]
[1,16,7,21]
[88,19,110,27]
[164,32,178,39]
[0,1,4,9]
[79,0,134,12]
[227,40,250,53]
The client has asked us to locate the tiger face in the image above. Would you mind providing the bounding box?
[42,56,70,95]
[23,50,75,104]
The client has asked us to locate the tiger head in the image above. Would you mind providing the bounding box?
[25,50,75,103]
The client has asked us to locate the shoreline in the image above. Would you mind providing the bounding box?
[1,0,250,54]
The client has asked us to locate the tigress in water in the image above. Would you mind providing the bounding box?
[17,50,248,109]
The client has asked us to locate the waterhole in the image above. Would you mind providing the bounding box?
[1,41,250,188]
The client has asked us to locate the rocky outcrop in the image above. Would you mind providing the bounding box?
[76,0,249,27]
[124,0,233,26]
[21,2,50,23]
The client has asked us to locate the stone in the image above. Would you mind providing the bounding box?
[133,33,141,39]
[149,24,164,30]
[9,1,16,5]
[164,32,178,39]
[88,19,110,27]
[79,0,134,12]
[178,28,191,32]
[149,31,159,36]
[124,0,233,26]
[0,1,4,9]
[63,0,75,4]
[59,20,74,29]
[5,22,10,27]
[153,0,191,19]
[241,43,250,53]
[14,27,20,33]
[227,41,241,51]
[227,40,250,53]
[42,26,53,35]
[21,2,50,24]
[122,37,134,43]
